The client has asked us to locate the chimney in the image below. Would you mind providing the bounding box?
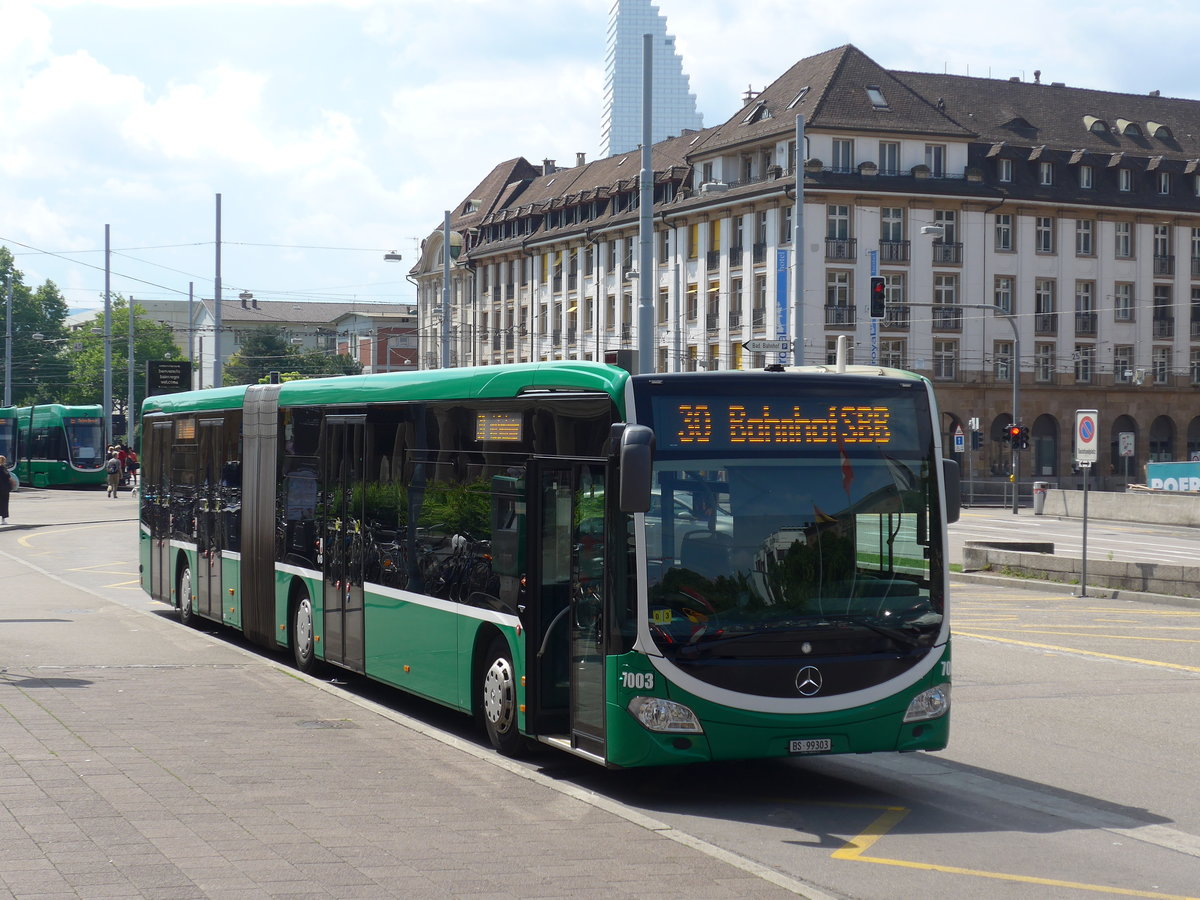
[1033,69,1041,84]
[252,298,259,309]
[742,84,760,104]
[240,297,248,309]
[542,158,556,175]
[576,152,587,167]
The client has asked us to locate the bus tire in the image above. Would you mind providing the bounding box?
[480,635,524,757]
[177,564,195,628]
[291,587,320,675]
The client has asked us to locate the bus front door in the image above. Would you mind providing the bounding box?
[532,461,607,759]
[322,417,366,673]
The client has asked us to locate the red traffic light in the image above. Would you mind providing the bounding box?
[1007,425,1021,439]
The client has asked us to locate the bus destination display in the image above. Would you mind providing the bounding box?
[475,410,524,442]
[661,401,892,448]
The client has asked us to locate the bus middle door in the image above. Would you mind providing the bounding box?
[195,417,225,620]
[531,460,607,760]
[322,416,366,673]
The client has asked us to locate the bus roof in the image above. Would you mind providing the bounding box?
[141,362,630,416]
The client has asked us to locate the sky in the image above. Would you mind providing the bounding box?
[2,0,1198,315]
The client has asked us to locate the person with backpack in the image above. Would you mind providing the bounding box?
[105,450,122,497]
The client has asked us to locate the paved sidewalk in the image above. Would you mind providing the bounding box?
[0,488,813,900]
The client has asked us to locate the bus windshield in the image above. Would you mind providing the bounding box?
[635,374,944,665]
[64,418,105,469]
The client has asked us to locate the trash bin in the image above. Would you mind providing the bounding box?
[1032,481,1049,515]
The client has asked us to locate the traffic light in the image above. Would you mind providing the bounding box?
[970,429,983,450]
[869,276,886,318]
[1018,426,1030,450]
[1006,424,1021,446]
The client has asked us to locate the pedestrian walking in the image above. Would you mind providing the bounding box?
[127,447,140,486]
[105,451,121,497]
[0,454,13,524]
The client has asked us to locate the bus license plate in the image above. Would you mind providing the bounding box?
[789,738,832,754]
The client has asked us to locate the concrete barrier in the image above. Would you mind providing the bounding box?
[1041,489,1200,527]
[962,540,1200,598]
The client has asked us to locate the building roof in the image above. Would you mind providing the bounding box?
[202,299,406,326]
[894,70,1200,161]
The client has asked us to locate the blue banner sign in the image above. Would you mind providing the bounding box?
[1146,461,1200,492]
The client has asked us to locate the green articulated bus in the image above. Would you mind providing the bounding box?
[13,404,108,487]
[139,361,959,768]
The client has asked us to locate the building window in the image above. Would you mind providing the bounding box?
[1118,168,1132,191]
[1079,165,1093,189]
[932,340,958,380]
[997,158,1012,183]
[995,275,1014,315]
[884,272,906,306]
[1114,346,1134,384]
[1035,216,1056,253]
[825,337,854,365]
[994,340,1013,381]
[933,209,957,243]
[995,214,1013,251]
[879,141,900,176]
[658,287,670,324]
[752,275,767,325]
[1035,343,1055,382]
[934,272,958,306]
[1191,349,1200,386]
[826,204,851,240]
[1114,222,1133,258]
[1194,174,1200,198]
[925,144,946,177]
[1076,219,1094,256]
[880,206,904,242]
[826,269,852,307]
[881,338,906,369]
[1114,282,1134,322]
[832,138,854,173]
[1075,281,1096,336]
[1153,346,1170,385]
[688,223,699,260]
[779,206,792,244]
[730,277,743,319]
[1153,224,1171,259]
[1159,172,1171,194]
[1074,345,1095,383]
[1035,278,1057,334]
[1039,162,1054,186]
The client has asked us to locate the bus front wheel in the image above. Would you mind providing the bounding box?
[177,564,195,628]
[292,588,319,675]
[480,635,524,757]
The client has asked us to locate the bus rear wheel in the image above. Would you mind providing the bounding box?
[177,564,195,628]
[480,635,524,757]
[292,588,319,675]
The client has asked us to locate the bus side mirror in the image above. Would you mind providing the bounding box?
[618,424,654,513]
[942,458,961,524]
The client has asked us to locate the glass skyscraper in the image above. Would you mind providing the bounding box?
[601,0,704,157]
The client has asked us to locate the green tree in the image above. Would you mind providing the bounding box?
[222,325,361,386]
[57,296,182,416]
[0,246,70,406]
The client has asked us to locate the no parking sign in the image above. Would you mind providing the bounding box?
[1075,409,1099,467]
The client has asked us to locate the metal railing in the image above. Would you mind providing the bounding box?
[932,242,963,264]
[878,240,910,263]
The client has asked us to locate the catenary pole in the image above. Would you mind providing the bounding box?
[636,32,654,374]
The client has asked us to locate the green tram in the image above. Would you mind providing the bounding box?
[13,404,108,487]
[139,361,959,767]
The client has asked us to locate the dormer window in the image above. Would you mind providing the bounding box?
[741,101,771,124]
[1148,121,1173,139]
[865,85,888,109]
[786,86,810,109]
[1083,115,1109,134]
[1116,118,1142,136]
[1039,162,1054,185]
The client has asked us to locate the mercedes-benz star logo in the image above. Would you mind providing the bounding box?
[795,666,823,696]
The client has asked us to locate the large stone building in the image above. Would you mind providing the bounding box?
[409,45,1200,488]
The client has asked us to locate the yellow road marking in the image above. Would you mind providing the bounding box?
[834,807,1199,899]
[18,522,115,549]
[954,631,1200,673]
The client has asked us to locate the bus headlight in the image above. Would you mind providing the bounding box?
[627,696,703,733]
[903,683,950,723]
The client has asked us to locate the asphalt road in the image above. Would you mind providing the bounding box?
[6,487,1199,899]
